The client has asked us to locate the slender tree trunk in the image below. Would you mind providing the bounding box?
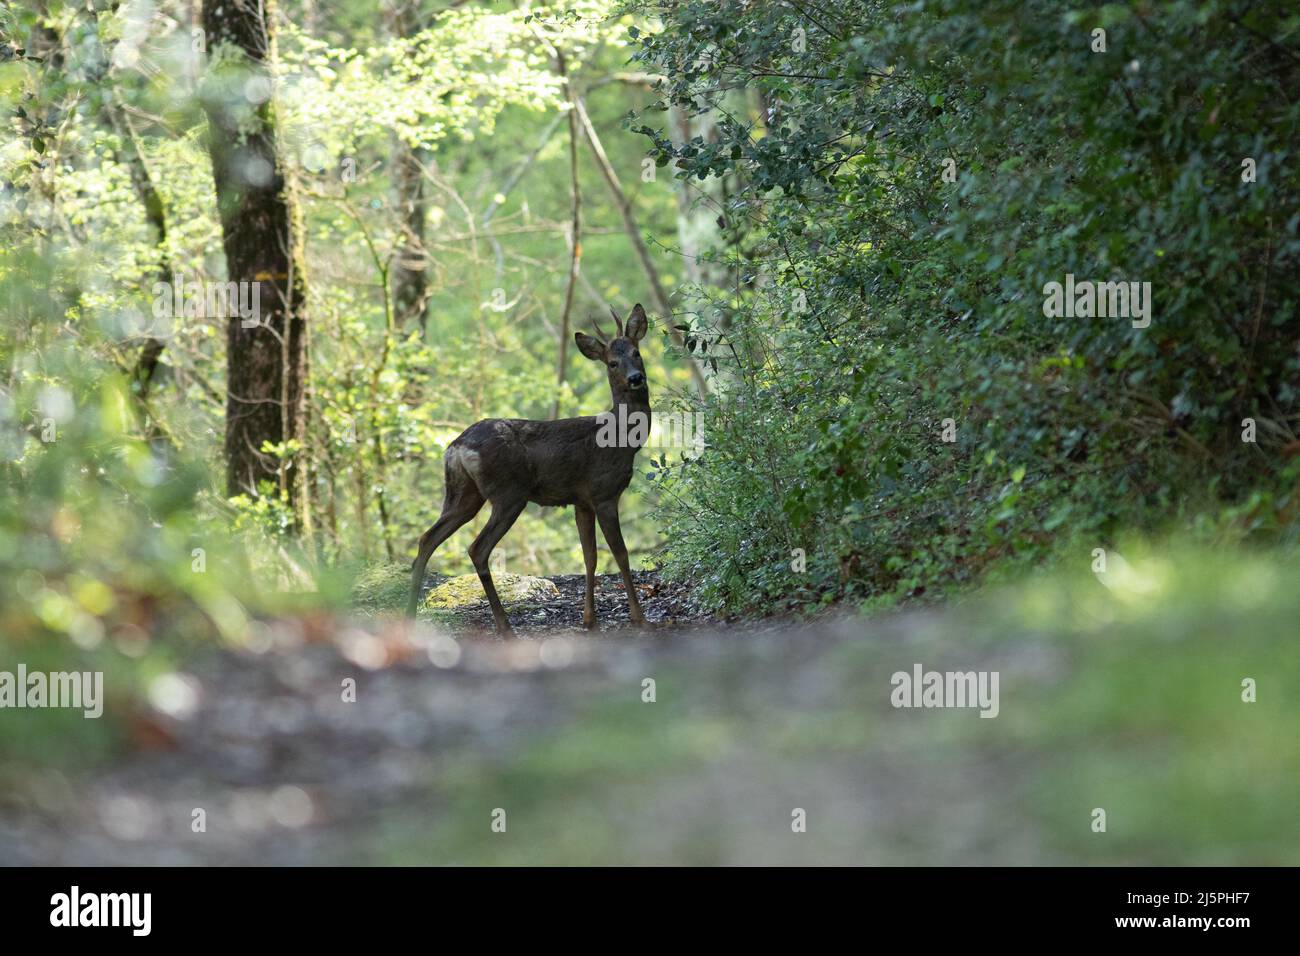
[386,1,431,331]
[48,11,170,424]
[552,52,582,420]
[200,0,311,533]
[391,143,432,330]
[669,103,731,293]
[353,464,372,561]
[369,268,397,562]
[573,97,708,397]
[103,100,170,408]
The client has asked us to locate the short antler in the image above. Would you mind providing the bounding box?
[609,306,624,338]
[590,315,612,344]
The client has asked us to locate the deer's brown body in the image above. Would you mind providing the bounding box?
[406,304,652,632]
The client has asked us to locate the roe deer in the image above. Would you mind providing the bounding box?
[406,303,653,633]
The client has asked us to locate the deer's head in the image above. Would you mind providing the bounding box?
[575,303,649,400]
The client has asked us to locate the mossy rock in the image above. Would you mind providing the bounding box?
[350,562,422,611]
[423,573,560,612]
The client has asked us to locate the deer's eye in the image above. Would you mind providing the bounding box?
[633,350,641,358]
[608,361,617,369]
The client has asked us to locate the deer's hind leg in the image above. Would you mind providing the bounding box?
[468,497,528,634]
[407,473,485,618]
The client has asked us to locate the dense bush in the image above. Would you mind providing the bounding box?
[627,0,1300,610]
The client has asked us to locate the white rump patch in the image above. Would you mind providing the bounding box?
[448,445,483,483]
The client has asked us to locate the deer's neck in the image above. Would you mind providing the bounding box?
[606,387,651,454]
[609,385,650,418]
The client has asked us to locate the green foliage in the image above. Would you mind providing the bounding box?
[625,0,1300,610]
[350,561,422,611]
[1,0,682,584]
[0,236,278,763]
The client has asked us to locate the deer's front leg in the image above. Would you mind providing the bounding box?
[595,500,645,627]
[575,504,598,628]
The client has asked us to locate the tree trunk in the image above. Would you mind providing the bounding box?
[391,142,432,331]
[103,101,170,411]
[48,13,170,425]
[386,0,432,331]
[552,51,582,420]
[669,103,732,294]
[200,0,310,533]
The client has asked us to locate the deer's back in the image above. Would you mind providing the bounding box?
[446,416,637,507]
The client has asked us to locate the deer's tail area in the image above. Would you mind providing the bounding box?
[442,442,488,507]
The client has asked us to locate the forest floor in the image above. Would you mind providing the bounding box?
[3,554,1298,865]
[1,570,750,865]
[418,569,716,634]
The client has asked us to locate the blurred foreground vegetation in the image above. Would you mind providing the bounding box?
[3,538,1295,864]
[362,542,1299,865]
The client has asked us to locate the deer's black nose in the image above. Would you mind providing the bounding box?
[628,372,645,387]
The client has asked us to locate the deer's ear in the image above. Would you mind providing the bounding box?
[575,332,606,362]
[625,303,648,342]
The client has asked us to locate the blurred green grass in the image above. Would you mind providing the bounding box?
[359,540,1300,865]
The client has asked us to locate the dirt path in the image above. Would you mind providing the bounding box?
[417,569,712,634]
[4,563,1293,865]
[0,575,1046,866]
[0,573,742,864]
